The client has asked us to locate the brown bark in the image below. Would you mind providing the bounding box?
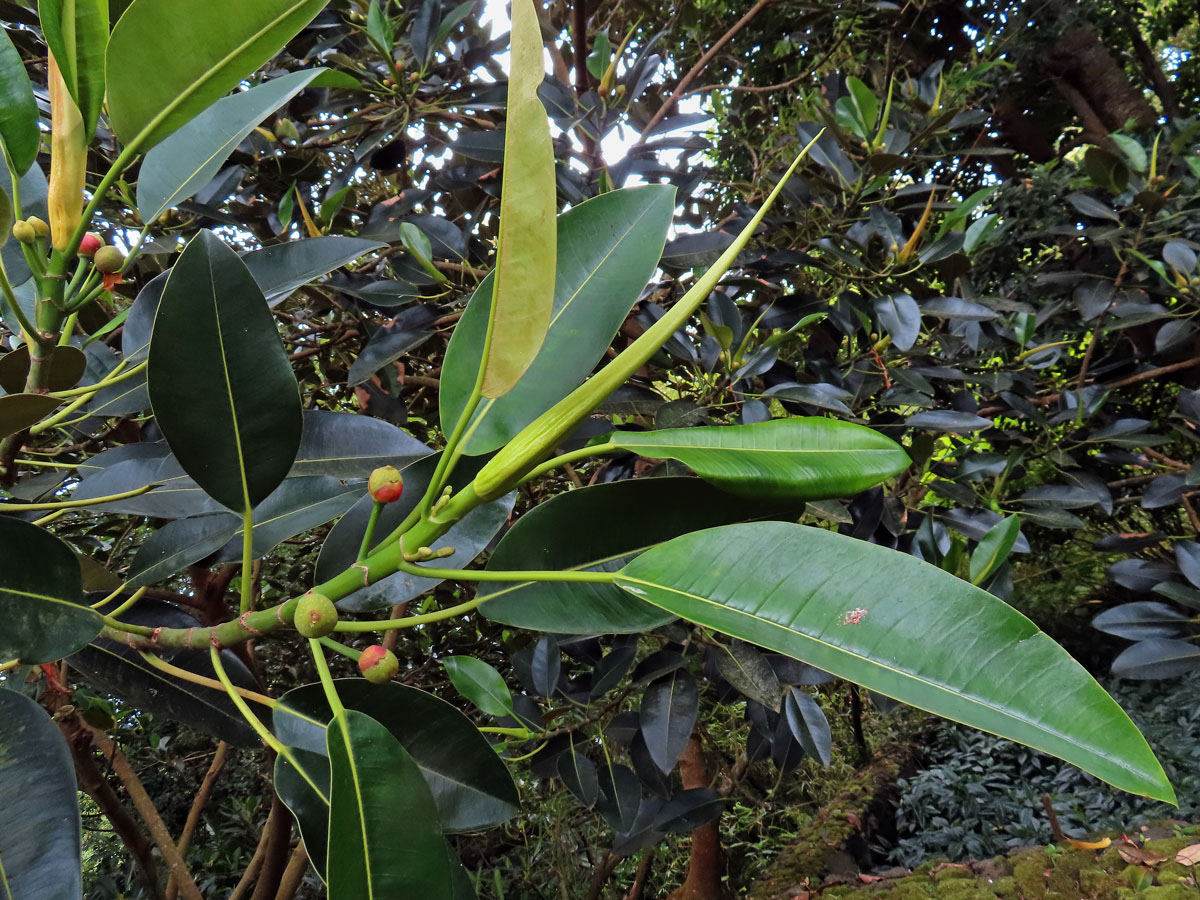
[63,719,165,900]
[250,792,293,900]
[273,842,310,900]
[666,733,727,900]
[166,741,229,900]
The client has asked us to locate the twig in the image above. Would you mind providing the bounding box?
[273,842,310,900]
[635,0,775,143]
[165,741,229,900]
[89,729,204,900]
[250,792,293,900]
[624,849,656,900]
[1041,794,1067,843]
[228,826,271,900]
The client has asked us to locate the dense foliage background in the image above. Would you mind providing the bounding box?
[2,0,1198,897]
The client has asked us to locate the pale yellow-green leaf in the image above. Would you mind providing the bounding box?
[481,0,556,398]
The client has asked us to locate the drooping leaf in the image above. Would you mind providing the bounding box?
[608,418,910,501]
[0,517,99,664]
[639,670,698,774]
[784,687,832,766]
[38,0,108,140]
[137,69,325,222]
[875,293,921,351]
[0,689,83,900]
[479,0,556,397]
[326,710,453,898]
[210,476,362,562]
[441,185,676,454]
[148,230,303,513]
[105,0,328,150]
[614,522,1174,801]
[716,641,782,712]
[480,477,804,633]
[244,237,390,306]
[0,27,39,175]
[557,746,599,807]
[273,680,519,833]
[346,305,439,386]
[443,657,514,718]
[905,410,993,433]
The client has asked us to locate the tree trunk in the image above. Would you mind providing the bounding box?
[666,733,727,900]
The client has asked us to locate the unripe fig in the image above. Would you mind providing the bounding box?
[93,245,125,274]
[368,466,404,503]
[294,591,338,638]
[358,645,399,684]
[11,220,36,244]
[26,216,49,238]
[78,232,105,257]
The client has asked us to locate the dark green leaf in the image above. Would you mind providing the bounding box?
[1092,603,1190,641]
[905,410,992,433]
[212,476,362,562]
[326,710,453,898]
[1111,639,1200,680]
[288,410,431,480]
[104,0,327,150]
[442,185,675,454]
[0,689,82,900]
[137,69,325,222]
[609,418,910,501]
[715,641,782,711]
[0,345,87,394]
[784,687,832,766]
[1067,192,1120,222]
[0,394,62,440]
[126,513,240,587]
[639,670,697,774]
[614,522,1174,801]
[557,746,599,807]
[273,680,519,833]
[148,230,303,513]
[273,748,330,877]
[0,517,98,664]
[875,293,920,351]
[0,27,39,175]
[444,657,513,718]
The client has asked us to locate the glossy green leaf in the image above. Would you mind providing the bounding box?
[326,710,453,898]
[0,516,98,664]
[614,522,1175,801]
[0,389,55,440]
[970,514,1020,585]
[148,230,303,513]
[443,657,513,718]
[0,689,82,900]
[71,600,266,747]
[479,0,556,397]
[137,69,325,223]
[38,0,108,140]
[105,0,327,150]
[479,477,802,634]
[242,236,387,306]
[441,185,676,454]
[126,513,240,587]
[0,27,39,175]
[287,411,430,479]
[273,680,519,833]
[609,418,910,501]
[274,748,330,877]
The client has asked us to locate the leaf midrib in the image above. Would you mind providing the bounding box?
[614,573,1151,782]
